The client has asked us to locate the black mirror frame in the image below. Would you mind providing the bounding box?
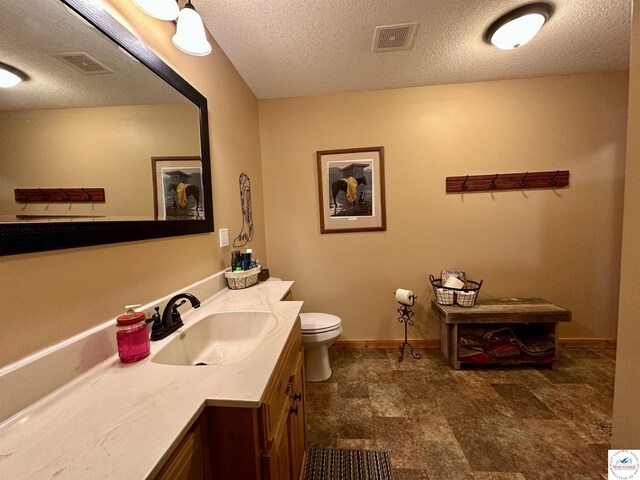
[0,0,214,256]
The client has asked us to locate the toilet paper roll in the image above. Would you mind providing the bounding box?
[395,288,415,305]
[443,276,465,289]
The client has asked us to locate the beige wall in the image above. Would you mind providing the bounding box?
[259,71,628,342]
[0,104,198,218]
[0,0,266,366]
[612,0,640,449]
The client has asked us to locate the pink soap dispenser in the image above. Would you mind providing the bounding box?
[116,305,150,363]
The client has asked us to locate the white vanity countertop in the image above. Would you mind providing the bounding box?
[0,281,303,479]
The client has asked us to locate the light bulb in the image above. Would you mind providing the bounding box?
[490,13,546,50]
[132,0,179,21]
[0,64,26,88]
[0,69,22,88]
[172,4,212,56]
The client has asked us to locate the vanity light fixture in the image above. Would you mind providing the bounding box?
[484,2,553,50]
[131,0,179,21]
[172,1,212,56]
[0,62,28,88]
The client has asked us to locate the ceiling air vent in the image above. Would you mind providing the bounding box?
[373,23,419,52]
[52,52,112,75]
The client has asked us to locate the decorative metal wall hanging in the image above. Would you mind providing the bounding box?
[233,173,254,247]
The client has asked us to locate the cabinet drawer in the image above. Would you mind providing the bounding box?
[261,318,301,447]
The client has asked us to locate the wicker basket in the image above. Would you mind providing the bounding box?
[429,274,483,308]
[225,265,261,290]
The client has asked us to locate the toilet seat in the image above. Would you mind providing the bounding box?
[300,313,341,334]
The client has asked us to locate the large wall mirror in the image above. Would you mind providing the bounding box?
[0,0,213,256]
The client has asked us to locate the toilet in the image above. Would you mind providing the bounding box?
[300,313,342,382]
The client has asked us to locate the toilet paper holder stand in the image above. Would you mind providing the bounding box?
[396,293,421,363]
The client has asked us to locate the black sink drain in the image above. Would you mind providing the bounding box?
[194,362,208,366]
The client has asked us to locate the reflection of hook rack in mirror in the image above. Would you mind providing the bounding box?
[446,170,569,193]
[38,188,49,201]
[13,188,106,203]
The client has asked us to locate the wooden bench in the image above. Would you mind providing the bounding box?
[431,297,571,370]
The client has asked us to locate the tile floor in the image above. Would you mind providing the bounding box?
[305,348,615,480]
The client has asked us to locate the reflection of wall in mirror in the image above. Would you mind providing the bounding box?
[0,103,200,221]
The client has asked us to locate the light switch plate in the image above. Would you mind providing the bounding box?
[219,228,229,247]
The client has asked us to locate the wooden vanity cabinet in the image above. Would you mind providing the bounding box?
[156,318,306,480]
[154,419,209,480]
[263,345,306,480]
[262,384,292,480]
[287,351,306,478]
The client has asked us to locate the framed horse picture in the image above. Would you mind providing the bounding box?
[316,146,386,234]
[151,156,205,221]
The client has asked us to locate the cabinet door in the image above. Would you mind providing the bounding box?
[263,386,293,480]
[261,321,302,448]
[288,349,306,480]
[155,420,206,480]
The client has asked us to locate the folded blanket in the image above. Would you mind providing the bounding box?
[486,344,520,358]
[514,338,555,357]
[458,327,555,363]
[458,345,491,363]
[459,335,484,347]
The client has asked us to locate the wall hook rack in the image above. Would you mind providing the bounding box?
[446,170,569,193]
[13,188,105,203]
[489,173,499,190]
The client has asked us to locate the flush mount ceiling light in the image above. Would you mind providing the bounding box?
[0,62,28,88]
[172,1,212,56]
[132,0,179,21]
[484,2,553,50]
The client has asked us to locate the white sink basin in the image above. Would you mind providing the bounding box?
[152,311,276,366]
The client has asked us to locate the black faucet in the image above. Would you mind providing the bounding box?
[150,293,201,341]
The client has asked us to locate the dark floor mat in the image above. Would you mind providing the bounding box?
[304,448,394,480]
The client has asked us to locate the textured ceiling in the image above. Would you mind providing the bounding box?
[0,0,186,111]
[197,0,632,99]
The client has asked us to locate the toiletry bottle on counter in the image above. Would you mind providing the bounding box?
[243,249,253,270]
[231,250,241,271]
[116,305,150,363]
